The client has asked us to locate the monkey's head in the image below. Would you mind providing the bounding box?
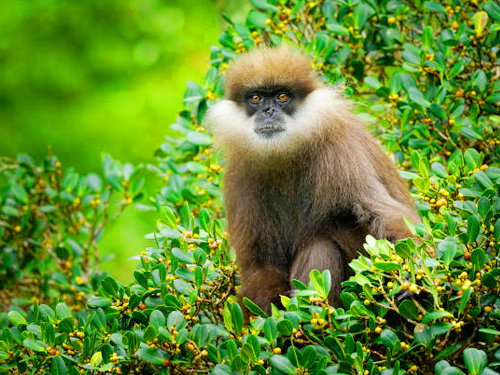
[205,45,348,162]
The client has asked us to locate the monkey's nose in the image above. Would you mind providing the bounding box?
[264,107,275,116]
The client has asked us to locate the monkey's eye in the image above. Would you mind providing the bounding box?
[277,93,289,102]
[250,94,262,104]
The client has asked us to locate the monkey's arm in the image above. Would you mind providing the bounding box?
[353,179,418,241]
[344,134,420,241]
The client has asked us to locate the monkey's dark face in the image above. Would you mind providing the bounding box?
[243,87,299,138]
[207,85,342,159]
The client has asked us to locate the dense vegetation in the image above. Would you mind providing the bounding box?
[1,0,500,374]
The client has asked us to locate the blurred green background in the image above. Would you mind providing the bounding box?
[0,0,250,281]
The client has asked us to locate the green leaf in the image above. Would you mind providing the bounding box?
[105,171,124,191]
[373,261,400,271]
[350,300,373,318]
[241,342,258,363]
[101,276,119,298]
[485,2,500,21]
[172,248,194,264]
[467,215,481,243]
[408,87,431,107]
[494,218,500,240]
[55,303,72,320]
[309,269,327,299]
[471,249,486,271]
[477,197,490,218]
[463,348,487,375]
[87,296,111,307]
[479,328,500,335]
[250,0,279,12]
[185,161,208,174]
[186,131,212,146]
[449,60,464,78]
[264,317,278,344]
[167,311,184,330]
[270,355,297,374]
[230,303,243,335]
[150,310,165,330]
[198,208,210,232]
[277,320,293,336]
[398,300,419,320]
[458,287,472,315]
[134,271,149,288]
[242,297,268,317]
[482,272,497,288]
[422,26,433,49]
[437,239,458,267]
[474,171,493,189]
[462,127,483,140]
[8,311,27,326]
[180,201,190,228]
[11,182,29,203]
[380,329,399,347]
[353,3,373,29]
[23,339,47,352]
[51,356,68,375]
[464,149,481,169]
[403,216,417,236]
[87,173,103,192]
[399,170,419,180]
[434,345,462,362]
[144,326,156,343]
[430,103,447,120]
[246,10,269,28]
[395,241,412,258]
[136,348,165,365]
[423,310,450,323]
[364,77,382,90]
[472,70,487,91]
[472,12,488,34]
[431,162,448,177]
[326,22,349,35]
[424,1,446,13]
[409,139,429,149]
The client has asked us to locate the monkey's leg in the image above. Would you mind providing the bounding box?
[240,266,289,314]
[290,238,347,306]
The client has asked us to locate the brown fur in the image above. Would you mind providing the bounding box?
[206,46,419,313]
[225,45,322,102]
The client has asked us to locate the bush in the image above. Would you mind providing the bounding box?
[1,0,500,374]
[0,153,144,309]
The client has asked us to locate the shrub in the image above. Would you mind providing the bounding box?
[1,0,500,374]
[0,153,144,309]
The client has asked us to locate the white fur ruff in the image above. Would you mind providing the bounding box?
[204,87,349,160]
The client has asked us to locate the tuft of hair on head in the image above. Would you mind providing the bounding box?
[224,44,324,102]
[204,45,354,164]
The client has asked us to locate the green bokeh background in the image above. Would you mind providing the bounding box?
[0,0,250,281]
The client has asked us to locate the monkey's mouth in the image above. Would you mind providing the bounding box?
[254,125,285,138]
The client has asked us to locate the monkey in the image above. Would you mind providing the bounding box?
[204,45,420,313]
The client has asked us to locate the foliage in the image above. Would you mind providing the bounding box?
[0,152,144,310]
[1,0,500,374]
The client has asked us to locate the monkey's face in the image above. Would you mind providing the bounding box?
[243,88,297,139]
[206,87,345,161]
